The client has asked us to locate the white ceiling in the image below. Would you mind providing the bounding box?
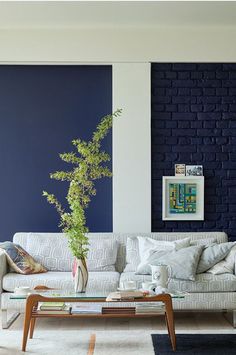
[0,1,236,29]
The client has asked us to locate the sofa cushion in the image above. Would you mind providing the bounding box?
[124,235,220,273]
[86,239,119,272]
[124,236,190,273]
[120,272,236,293]
[2,271,120,293]
[190,238,217,248]
[0,242,47,275]
[137,236,191,263]
[207,244,236,275]
[136,246,203,281]
[124,237,140,272]
[197,242,236,274]
[22,233,118,272]
[24,234,73,271]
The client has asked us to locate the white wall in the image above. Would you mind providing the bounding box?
[0,26,235,232]
[112,63,151,232]
[0,27,236,62]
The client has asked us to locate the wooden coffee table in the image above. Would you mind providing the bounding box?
[12,287,177,352]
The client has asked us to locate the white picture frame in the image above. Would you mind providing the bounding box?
[162,176,204,221]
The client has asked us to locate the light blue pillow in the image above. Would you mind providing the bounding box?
[197,242,236,274]
[136,245,203,281]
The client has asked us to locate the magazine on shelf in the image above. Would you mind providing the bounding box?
[37,304,71,315]
[71,304,102,314]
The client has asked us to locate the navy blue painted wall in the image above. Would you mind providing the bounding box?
[0,65,112,242]
[152,63,236,241]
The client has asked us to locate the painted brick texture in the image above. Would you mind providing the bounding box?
[152,63,236,241]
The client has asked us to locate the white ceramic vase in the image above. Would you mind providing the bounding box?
[72,258,88,293]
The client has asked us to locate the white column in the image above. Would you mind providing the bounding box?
[112,63,151,232]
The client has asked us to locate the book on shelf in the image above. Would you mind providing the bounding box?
[135,302,165,314]
[71,304,102,314]
[39,302,66,311]
[37,304,71,315]
[106,291,144,301]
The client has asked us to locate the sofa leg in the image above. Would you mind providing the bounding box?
[1,310,20,329]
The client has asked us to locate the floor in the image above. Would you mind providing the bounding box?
[3,310,236,333]
[0,311,235,355]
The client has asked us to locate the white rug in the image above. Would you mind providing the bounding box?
[0,330,155,355]
[1,311,235,355]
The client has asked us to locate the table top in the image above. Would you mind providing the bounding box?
[10,289,187,300]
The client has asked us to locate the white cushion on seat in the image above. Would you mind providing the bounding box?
[120,272,236,293]
[3,271,120,293]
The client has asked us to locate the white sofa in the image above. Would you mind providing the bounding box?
[0,231,236,328]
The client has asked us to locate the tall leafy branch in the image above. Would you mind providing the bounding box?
[43,109,122,259]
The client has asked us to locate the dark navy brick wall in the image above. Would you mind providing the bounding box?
[152,63,236,241]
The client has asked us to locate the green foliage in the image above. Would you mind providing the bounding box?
[43,109,122,259]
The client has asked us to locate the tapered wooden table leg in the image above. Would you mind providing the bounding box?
[29,318,36,339]
[22,295,36,352]
[164,294,176,351]
[165,313,171,338]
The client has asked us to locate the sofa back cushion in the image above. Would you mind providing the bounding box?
[25,234,72,271]
[13,233,118,272]
[13,231,228,273]
[124,233,227,272]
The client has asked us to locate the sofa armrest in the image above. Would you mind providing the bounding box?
[0,251,7,293]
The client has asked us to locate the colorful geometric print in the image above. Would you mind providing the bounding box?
[169,183,197,214]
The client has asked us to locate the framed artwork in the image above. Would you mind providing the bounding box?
[186,165,203,176]
[162,176,204,220]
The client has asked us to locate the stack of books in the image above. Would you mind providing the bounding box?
[135,302,165,315]
[37,302,70,315]
[71,304,102,314]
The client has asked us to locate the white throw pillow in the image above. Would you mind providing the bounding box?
[124,236,191,273]
[190,238,217,248]
[207,244,236,275]
[137,236,191,263]
[136,245,203,281]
